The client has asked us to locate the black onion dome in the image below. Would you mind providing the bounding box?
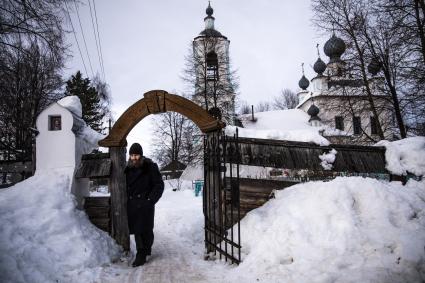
[313,57,327,75]
[324,34,346,63]
[367,57,382,76]
[307,104,320,117]
[206,2,213,16]
[298,75,310,90]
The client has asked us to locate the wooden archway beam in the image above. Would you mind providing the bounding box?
[99,90,225,147]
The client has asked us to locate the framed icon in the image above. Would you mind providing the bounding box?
[49,116,62,131]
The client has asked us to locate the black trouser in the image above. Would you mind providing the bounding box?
[134,229,154,255]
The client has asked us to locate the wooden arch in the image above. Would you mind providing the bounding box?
[98,90,225,147]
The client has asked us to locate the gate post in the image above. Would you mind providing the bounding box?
[109,146,130,251]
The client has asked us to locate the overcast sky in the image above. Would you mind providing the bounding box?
[65,0,331,158]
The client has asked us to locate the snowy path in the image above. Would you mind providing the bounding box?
[97,184,230,283]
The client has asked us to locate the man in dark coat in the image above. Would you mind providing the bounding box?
[124,143,164,267]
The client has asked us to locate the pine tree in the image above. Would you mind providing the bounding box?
[64,71,105,132]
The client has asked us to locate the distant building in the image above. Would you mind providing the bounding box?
[192,3,236,125]
[296,34,396,145]
[160,160,187,180]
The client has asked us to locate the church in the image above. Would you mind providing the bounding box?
[191,3,396,145]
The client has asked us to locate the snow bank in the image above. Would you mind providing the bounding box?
[235,177,425,283]
[377,137,425,176]
[0,169,120,283]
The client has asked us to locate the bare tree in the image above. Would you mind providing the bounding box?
[273,89,299,110]
[255,101,272,112]
[151,108,201,168]
[0,0,68,161]
[0,41,64,161]
[238,101,251,115]
[0,0,68,61]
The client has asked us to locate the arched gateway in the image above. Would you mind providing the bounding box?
[98,90,224,147]
[98,90,241,264]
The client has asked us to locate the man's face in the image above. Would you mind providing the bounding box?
[130,154,141,164]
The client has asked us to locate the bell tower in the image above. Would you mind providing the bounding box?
[192,2,236,125]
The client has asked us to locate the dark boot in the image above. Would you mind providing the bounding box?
[132,252,147,267]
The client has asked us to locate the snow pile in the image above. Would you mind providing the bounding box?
[58,95,105,155]
[319,148,337,170]
[377,137,425,176]
[232,109,330,145]
[235,177,425,283]
[0,169,120,283]
[57,95,83,117]
[77,126,105,155]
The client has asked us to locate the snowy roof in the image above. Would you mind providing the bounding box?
[160,160,187,172]
[230,109,330,146]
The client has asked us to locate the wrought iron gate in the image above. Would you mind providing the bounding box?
[203,130,241,264]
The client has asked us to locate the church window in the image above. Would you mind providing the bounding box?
[335,116,344,131]
[353,116,361,135]
[370,116,378,135]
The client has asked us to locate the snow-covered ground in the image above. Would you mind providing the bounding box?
[1,174,424,283]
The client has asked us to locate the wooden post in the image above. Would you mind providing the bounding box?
[109,146,129,251]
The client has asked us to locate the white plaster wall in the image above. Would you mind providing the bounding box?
[36,103,76,172]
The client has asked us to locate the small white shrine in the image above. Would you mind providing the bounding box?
[35,96,102,207]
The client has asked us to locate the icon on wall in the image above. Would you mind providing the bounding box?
[49,116,62,131]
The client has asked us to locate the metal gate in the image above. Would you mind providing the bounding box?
[203,130,241,264]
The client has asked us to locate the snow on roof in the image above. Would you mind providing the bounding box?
[230,109,330,146]
[57,96,82,118]
[376,136,425,176]
[57,96,104,152]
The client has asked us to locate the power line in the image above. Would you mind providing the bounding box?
[92,0,106,81]
[88,0,105,81]
[64,0,88,76]
[73,0,95,78]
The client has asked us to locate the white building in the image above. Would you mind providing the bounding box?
[192,3,236,125]
[296,34,396,145]
[35,96,101,207]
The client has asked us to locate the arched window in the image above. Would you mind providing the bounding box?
[206,52,218,81]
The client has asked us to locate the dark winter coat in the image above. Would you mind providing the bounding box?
[124,158,164,235]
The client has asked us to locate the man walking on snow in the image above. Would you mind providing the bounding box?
[125,143,164,267]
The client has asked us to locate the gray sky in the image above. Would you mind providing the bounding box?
[65,0,330,158]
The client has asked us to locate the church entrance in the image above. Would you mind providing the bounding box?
[97,90,242,264]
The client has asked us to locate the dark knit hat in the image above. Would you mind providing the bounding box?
[129,143,143,156]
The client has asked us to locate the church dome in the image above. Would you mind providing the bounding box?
[298,75,310,90]
[307,103,320,117]
[313,57,327,75]
[206,2,213,16]
[324,34,346,63]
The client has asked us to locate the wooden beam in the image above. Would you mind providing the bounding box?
[109,146,129,251]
